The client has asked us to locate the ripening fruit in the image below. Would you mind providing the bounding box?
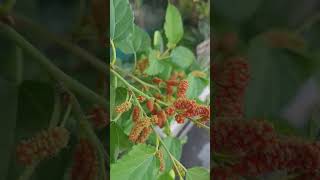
[71,139,98,180]
[212,119,276,155]
[152,77,163,84]
[137,95,146,102]
[156,150,165,172]
[132,106,140,122]
[16,127,69,166]
[115,101,132,113]
[156,110,167,128]
[89,106,108,128]
[146,99,154,112]
[137,127,152,143]
[177,80,189,98]
[166,84,174,96]
[165,106,175,116]
[166,80,179,86]
[213,56,249,118]
[129,118,152,143]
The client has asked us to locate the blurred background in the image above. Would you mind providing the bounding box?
[0,0,106,179]
[213,0,320,142]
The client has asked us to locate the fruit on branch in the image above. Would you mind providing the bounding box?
[177,80,189,98]
[213,56,249,118]
[156,110,167,128]
[156,150,165,172]
[212,119,276,155]
[153,77,163,85]
[132,106,140,122]
[71,139,98,180]
[16,127,70,166]
[88,106,108,128]
[129,118,152,143]
[165,106,176,116]
[115,101,132,113]
[174,98,210,124]
[137,95,146,102]
[146,99,155,112]
[228,139,320,177]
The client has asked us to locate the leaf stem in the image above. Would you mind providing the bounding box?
[110,68,169,106]
[0,22,107,106]
[154,131,186,179]
[111,39,117,65]
[114,65,161,92]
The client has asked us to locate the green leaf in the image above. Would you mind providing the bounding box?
[153,31,164,53]
[144,50,165,75]
[186,73,208,99]
[214,0,262,23]
[111,144,159,180]
[160,137,182,172]
[110,0,134,43]
[110,123,131,163]
[157,170,175,180]
[245,36,312,119]
[117,25,151,54]
[186,167,209,180]
[164,4,184,47]
[171,46,195,69]
[158,62,173,80]
[0,78,18,180]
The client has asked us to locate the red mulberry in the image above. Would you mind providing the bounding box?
[16,127,69,166]
[71,139,98,180]
[177,80,189,98]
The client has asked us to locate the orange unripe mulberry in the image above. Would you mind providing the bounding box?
[132,106,140,122]
[152,77,162,84]
[165,106,175,116]
[166,80,179,86]
[129,118,151,143]
[16,127,69,166]
[146,99,154,112]
[156,110,167,128]
[137,127,152,143]
[177,80,189,98]
[156,150,165,172]
[71,139,98,180]
[115,101,132,113]
[137,95,146,102]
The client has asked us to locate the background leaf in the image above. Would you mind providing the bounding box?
[0,78,18,180]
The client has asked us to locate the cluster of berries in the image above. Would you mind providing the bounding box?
[115,101,132,114]
[153,78,210,124]
[88,106,108,128]
[212,119,320,179]
[155,150,165,172]
[16,127,69,166]
[71,139,98,180]
[129,116,153,143]
[213,56,250,118]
